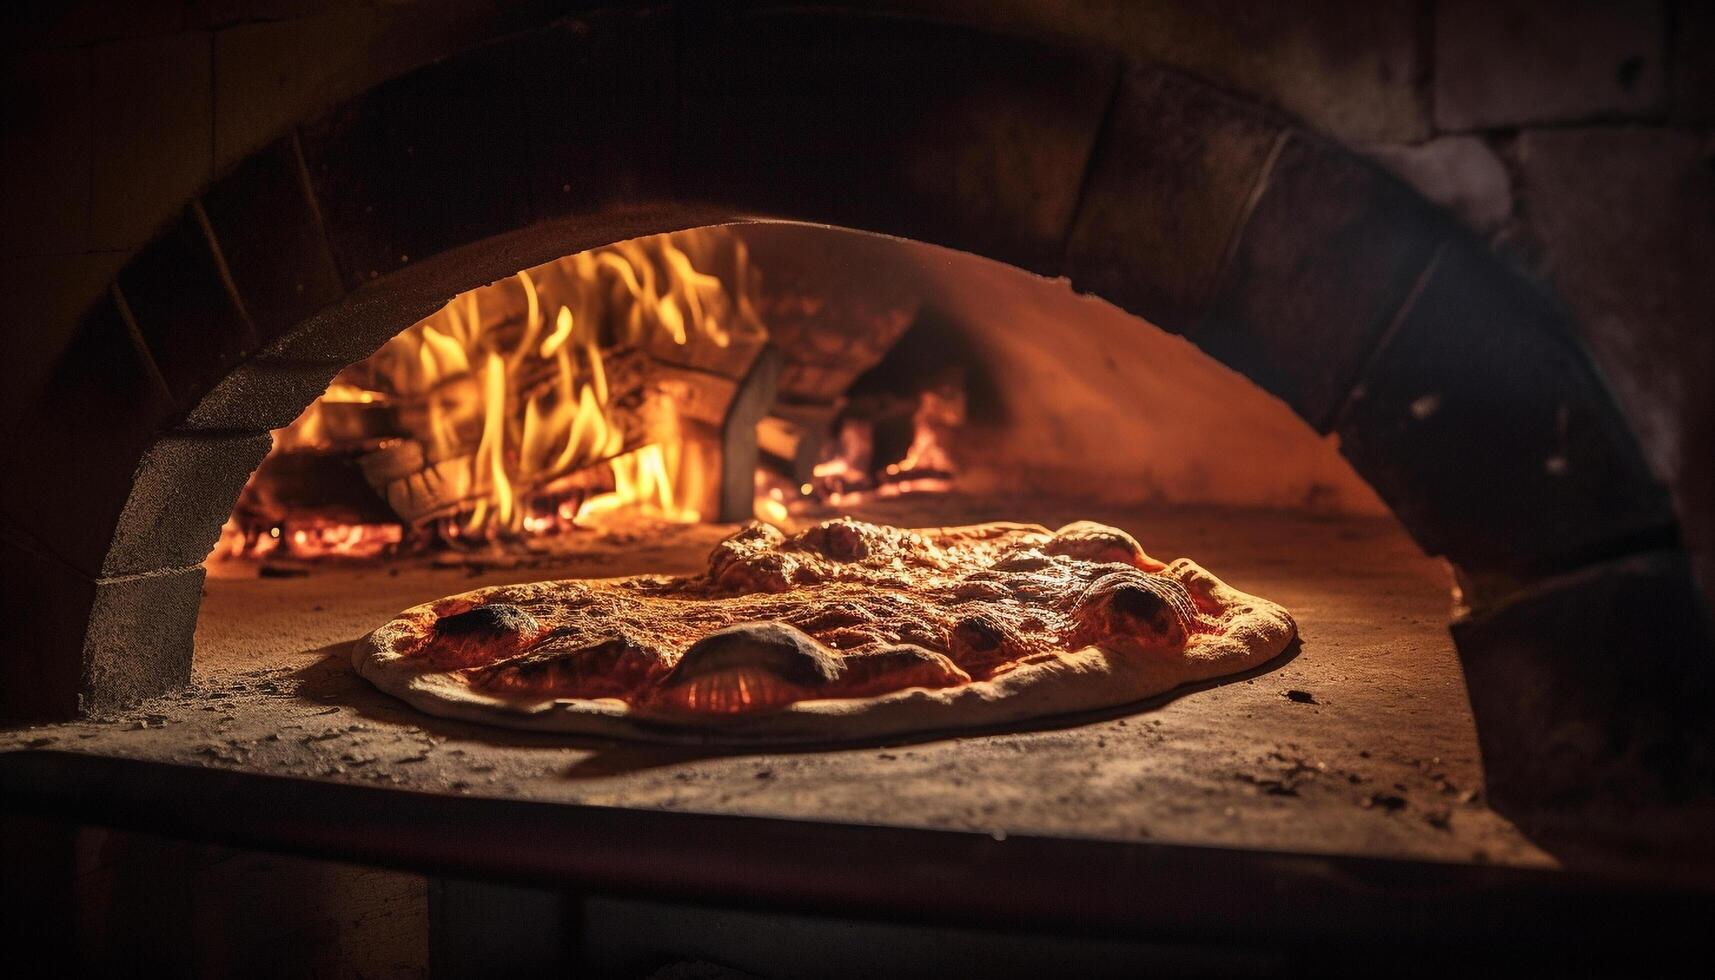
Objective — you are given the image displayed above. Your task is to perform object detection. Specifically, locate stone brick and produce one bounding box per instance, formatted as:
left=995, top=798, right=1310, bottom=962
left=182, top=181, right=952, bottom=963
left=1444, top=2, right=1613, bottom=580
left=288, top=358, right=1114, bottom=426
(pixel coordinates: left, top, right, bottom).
left=0, top=293, right=176, bottom=578
left=1196, top=131, right=1448, bottom=431
left=0, top=48, right=91, bottom=256
left=1512, top=128, right=1715, bottom=488
left=255, top=279, right=441, bottom=367
left=212, top=1, right=548, bottom=169
left=1362, top=136, right=1513, bottom=236
left=90, top=30, right=214, bottom=250
left=0, top=252, right=128, bottom=455
left=1512, top=127, right=1715, bottom=617
left=297, top=30, right=537, bottom=290
left=1671, top=0, right=1715, bottom=124
left=1452, top=550, right=1715, bottom=816
left=114, top=209, right=258, bottom=405
left=79, top=565, right=204, bottom=715
left=0, top=1, right=200, bottom=48
left=200, top=136, right=344, bottom=344
left=181, top=358, right=341, bottom=432
left=525, top=11, right=678, bottom=224
left=201, top=1, right=338, bottom=30
left=1064, top=66, right=1283, bottom=335
left=1337, top=238, right=1674, bottom=577
left=0, top=537, right=84, bottom=719
left=681, top=8, right=1119, bottom=276
left=211, top=3, right=392, bottom=170
left=100, top=432, right=272, bottom=578
left=869, top=0, right=1428, bottom=143
left=1435, top=0, right=1665, bottom=130
left=0, top=534, right=202, bottom=719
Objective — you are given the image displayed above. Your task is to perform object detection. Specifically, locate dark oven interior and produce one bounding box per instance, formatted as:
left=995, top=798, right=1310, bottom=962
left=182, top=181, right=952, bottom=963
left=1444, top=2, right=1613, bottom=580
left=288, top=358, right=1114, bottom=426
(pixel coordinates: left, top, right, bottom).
left=3, top=2, right=1713, bottom=976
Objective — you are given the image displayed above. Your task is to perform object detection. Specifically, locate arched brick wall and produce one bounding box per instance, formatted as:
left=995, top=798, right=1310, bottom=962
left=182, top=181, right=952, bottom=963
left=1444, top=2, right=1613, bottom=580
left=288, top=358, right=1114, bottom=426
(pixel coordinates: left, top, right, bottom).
left=1, top=7, right=1708, bottom=825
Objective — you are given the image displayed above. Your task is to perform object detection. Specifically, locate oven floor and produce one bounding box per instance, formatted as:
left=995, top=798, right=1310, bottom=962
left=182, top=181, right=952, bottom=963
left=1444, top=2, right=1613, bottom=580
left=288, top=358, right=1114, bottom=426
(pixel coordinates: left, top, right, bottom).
left=3, top=499, right=1552, bottom=867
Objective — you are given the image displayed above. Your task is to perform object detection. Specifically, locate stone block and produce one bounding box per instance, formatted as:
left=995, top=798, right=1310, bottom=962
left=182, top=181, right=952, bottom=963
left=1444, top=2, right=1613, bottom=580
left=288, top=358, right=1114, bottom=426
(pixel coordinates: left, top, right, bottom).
left=1363, top=136, right=1513, bottom=236
left=0, top=252, right=128, bottom=455
left=296, top=30, right=537, bottom=290
left=871, top=0, right=1428, bottom=143
left=181, top=358, right=342, bottom=433
left=79, top=565, right=205, bottom=716
left=100, top=432, right=273, bottom=578
left=211, top=3, right=391, bottom=170
left=1435, top=0, right=1665, bottom=130
left=1671, top=0, right=1715, bottom=124
left=525, top=11, right=678, bottom=223
left=90, top=30, right=213, bottom=250
left=1, top=1, right=201, bottom=48
left=1064, top=66, right=1283, bottom=335
left=1337, top=238, right=1674, bottom=577
left=1452, top=550, right=1715, bottom=815
left=1512, top=128, right=1715, bottom=488
left=1196, top=132, right=1447, bottom=431
left=114, top=209, right=258, bottom=405
left=200, top=136, right=345, bottom=344
left=0, top=536, right=202, bottom=720
left=0, top=48, right=91, bottom=256
left=681, top=8, right=1119, bottom=276
left=0, top=293, right=176, bottom=578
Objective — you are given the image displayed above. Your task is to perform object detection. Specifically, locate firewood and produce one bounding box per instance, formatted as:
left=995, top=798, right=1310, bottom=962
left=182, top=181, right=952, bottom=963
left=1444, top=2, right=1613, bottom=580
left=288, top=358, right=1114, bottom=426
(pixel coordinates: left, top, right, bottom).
left=357, top=389, right=670, bottom=527
left=236, top=447, right=396, bottom=527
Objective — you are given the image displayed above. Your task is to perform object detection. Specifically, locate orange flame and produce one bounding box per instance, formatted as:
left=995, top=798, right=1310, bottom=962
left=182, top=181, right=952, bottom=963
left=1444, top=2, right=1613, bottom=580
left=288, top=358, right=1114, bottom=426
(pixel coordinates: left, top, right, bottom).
left=233, top=229, right=766, bottom=556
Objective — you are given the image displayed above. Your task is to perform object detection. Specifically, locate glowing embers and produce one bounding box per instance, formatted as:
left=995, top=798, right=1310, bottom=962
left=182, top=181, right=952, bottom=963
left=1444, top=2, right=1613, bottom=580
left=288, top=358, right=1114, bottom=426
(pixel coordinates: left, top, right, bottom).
left=800, top=378, right=965, bottom=508
left=211, top=515, right=402, bottom=562
left=216, top=229, right=767, bottom=562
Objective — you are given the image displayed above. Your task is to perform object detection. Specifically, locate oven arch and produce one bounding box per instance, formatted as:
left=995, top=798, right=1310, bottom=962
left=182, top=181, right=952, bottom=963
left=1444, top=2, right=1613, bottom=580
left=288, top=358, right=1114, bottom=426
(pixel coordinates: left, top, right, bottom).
left=1, top=7, right=1707, bottom=834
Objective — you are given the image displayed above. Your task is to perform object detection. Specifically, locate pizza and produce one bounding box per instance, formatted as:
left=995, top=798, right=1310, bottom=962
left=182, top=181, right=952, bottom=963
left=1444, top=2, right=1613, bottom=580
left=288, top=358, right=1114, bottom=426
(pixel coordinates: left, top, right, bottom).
left=352, top=518, right=1296, bottom=744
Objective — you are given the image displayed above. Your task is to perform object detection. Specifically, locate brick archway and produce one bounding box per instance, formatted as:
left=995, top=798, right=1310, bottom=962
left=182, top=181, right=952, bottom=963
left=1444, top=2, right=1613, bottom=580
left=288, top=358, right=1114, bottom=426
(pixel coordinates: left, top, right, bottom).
left=1, top=7, right=1707, bottom=825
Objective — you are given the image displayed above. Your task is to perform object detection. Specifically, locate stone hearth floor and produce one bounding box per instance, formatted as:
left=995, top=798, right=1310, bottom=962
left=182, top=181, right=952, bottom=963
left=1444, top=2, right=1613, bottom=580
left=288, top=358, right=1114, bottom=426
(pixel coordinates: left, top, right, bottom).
left=2, top=497, right=1551, bottom=868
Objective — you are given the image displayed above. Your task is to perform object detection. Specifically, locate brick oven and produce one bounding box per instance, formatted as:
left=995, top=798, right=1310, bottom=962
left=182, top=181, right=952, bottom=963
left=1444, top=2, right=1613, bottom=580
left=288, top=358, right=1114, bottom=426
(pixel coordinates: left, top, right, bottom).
left=3, top=1, right=1713, bottom=976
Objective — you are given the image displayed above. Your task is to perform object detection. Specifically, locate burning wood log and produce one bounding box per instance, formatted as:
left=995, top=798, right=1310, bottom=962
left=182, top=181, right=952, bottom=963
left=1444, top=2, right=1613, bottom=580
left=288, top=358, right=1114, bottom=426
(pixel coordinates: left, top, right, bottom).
left=235, top=447, right=398, bottom=528
left=357, top=400, right=667, bottom=528
left=224, top=226, right=930, bottom=552
left=649, top=363, right=744, bottom=428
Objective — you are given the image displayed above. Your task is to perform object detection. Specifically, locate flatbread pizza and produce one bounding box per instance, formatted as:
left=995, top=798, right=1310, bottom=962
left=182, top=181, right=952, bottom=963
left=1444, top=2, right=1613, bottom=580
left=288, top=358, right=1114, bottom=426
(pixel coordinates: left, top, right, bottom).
left=352, top=518, right=1295, bottom=744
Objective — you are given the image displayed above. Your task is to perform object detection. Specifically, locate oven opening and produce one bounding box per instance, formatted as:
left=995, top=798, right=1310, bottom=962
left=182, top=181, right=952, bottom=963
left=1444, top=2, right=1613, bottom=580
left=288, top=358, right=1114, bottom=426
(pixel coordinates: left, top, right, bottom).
left=187, top=221, right=1515, bottom=861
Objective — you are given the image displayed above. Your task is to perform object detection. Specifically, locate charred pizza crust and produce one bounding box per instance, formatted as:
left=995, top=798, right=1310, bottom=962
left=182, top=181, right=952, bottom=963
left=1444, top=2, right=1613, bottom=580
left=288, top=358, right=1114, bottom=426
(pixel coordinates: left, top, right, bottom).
left=352, top=519, right=1296, bottom=744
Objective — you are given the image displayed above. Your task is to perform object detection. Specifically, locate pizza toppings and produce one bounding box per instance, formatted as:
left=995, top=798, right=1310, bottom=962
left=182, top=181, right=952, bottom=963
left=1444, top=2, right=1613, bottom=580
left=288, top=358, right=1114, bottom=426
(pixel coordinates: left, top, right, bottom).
left=644, top=622, right=970, bottom=715
left=475, top=634, right=667, bottom=700
left=1072, top=570, right=1199, bottom=656
left=425, top=603, right=541, bottom=669
left=666, top=622, right=845, bottom=691
left=832, top=644, right=969, bottom=698
left=945, top=613, right=1027, bottom=679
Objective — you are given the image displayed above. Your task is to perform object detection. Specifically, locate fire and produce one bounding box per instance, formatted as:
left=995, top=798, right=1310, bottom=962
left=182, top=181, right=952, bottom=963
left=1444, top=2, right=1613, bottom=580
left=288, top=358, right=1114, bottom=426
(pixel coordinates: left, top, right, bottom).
left=211, top=514, right=401, bottom=561
left=878, top=383, right=962, bottom=497
left=807, top=383, right=963, bottom=506
left=223, top=230, right=767, bottom=559
left=215, top=225, right=968, bottom=564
